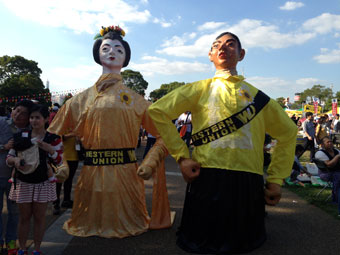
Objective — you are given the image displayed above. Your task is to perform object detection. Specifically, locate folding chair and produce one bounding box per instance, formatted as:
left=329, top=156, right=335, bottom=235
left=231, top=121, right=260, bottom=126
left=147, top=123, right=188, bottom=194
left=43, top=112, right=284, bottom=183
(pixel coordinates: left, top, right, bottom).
left=312, top=158, right=333, bottom=201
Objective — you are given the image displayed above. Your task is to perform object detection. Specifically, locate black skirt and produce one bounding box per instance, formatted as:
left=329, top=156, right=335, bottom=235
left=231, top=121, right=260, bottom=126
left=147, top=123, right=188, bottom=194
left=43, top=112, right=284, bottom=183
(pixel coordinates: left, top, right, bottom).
left=177, top=168, right=266, bottom=254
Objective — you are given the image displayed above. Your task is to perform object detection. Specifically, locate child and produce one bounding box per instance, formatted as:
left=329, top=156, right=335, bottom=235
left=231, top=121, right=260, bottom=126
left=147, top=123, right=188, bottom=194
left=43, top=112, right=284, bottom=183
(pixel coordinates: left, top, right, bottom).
left=8, top=130, right=58, bottom=184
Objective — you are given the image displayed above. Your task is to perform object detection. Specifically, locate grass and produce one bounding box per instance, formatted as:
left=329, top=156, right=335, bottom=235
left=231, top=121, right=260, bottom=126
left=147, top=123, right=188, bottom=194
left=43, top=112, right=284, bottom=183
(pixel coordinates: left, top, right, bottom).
left=285, top=184, right=339, bottom=219
left=284, top=150, right=340, bottom=219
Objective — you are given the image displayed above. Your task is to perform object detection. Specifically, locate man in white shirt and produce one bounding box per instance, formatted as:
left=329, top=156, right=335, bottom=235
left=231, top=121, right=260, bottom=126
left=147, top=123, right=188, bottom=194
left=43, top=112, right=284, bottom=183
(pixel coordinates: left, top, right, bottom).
left=177, top=111, right=192, bottom=147
left=332, top=114, right=340, bottom=133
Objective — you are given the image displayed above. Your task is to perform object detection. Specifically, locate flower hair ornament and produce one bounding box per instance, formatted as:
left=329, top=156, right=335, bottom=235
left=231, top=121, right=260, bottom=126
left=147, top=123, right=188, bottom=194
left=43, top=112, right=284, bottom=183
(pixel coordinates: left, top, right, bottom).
left=94, top=25, right=126, bottom=40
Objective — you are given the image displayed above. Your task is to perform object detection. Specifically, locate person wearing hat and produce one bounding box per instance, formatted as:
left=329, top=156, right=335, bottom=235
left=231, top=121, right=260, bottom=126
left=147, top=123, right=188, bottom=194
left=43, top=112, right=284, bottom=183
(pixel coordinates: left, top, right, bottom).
left=48, top=26, right=172, bottom=238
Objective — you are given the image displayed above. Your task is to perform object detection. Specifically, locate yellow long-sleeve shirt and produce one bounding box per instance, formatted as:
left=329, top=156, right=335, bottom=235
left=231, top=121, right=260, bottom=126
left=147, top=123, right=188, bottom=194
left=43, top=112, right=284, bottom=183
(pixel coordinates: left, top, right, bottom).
left=148, top=73, right=297, bottom=185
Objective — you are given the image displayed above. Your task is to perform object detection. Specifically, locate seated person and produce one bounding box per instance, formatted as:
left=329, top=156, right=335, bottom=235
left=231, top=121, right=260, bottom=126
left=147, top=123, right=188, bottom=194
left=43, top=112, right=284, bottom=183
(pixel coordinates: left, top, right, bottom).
left=290, top=145, right=307, bottom=184
left=315, top=136, right=340, bottom=206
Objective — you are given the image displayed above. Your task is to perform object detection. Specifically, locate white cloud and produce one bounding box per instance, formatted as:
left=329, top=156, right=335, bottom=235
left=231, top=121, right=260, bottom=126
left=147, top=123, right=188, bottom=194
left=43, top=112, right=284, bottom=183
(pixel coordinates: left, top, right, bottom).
left=2, top=0, right=152, bottom=34
left=279, top=1, right=304, bottom=11
left=198, top=21, right=227, bottom=31
left=129, top=56, right=211, bottom=76
left=296, top=78, right=322, bottom=86
left=247, top=76, right=291, bottom=92
left=157, top=13, right=340, bottom=59
left=158, top=14, right=340, bottom=59
left=189, top=32, right=197, bottom=39
left=303, top=13, right=340, bottom=34
left=157, top=34, right=215, bottom=58
left=313, top=46, right=340, bottom=64
left=229, top=19, right=315, bottom=49
left=158, top=19, right=316, bottom=58
left=246, top=76, right=319, bottom=99
left=42, top=64, right=101, bottom=92
left=153, top=17, right=172, bottom=28
left=161, top=32, right=198, bottom=48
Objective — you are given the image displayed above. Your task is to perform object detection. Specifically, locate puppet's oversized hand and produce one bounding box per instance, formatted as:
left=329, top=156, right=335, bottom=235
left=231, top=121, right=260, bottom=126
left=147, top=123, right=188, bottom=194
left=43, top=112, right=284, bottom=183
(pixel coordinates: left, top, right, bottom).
left=137, top=165, right=153, bottom=180
left=179, top=158, right=201, bottom=183
left=264, top=182, right=282, bottom=206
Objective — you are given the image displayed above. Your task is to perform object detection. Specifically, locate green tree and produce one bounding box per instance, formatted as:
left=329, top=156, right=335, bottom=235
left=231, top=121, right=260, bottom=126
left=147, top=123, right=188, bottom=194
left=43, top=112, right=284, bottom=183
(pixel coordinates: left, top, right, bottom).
left=0, top=55, right=42, bottom=82
left=335, top=91, right=340, bottom=103
left=297, top=85, right=332, bottom=103
left=150, top=81, right=185, bottom=101
left=121, top=69, right=148, bottom=96
left=275, top=97, right=286, bottom=108
left=290, top=102, right=302, bottom=109
left=0, top=55, right=49, bottom=105
left=297, top=85, right=334, bottom=112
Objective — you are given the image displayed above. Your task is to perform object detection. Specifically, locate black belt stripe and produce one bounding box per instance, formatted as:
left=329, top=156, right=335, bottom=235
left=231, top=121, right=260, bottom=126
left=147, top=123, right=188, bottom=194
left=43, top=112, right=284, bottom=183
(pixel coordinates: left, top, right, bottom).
left=191, top=90, right=270, bottom=146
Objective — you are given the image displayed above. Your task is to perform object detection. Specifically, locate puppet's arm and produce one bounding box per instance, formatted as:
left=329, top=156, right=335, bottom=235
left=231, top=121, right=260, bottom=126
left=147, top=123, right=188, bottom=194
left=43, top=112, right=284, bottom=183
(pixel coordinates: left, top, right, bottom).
left=137, top=138, right=168, bottom=180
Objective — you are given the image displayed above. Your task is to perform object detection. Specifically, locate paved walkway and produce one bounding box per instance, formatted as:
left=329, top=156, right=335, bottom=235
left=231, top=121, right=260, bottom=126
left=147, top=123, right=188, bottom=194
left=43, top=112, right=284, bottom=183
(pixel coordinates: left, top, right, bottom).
left=24, top=143, right=340, bottom=254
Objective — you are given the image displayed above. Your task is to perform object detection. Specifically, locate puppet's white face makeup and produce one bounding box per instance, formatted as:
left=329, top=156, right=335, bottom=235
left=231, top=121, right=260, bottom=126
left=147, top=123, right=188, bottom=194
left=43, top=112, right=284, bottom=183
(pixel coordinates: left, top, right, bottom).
left=99, top=39, right=126, bottom=71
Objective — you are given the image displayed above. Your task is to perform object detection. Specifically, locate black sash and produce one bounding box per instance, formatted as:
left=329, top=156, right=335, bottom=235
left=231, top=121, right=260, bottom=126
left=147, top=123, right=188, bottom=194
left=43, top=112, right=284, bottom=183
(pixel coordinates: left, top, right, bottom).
left=191, top=90, right=270, bottom=146
left=84, top=148, right=137, bottom=166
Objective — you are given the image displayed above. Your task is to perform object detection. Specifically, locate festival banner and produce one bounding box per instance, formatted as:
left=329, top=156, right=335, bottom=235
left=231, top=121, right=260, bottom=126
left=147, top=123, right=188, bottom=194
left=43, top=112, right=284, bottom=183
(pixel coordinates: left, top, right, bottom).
left=304, top=104, right=322, bottom=114
left=0, top=88, right=85, bottom=104
left=332, top=99, right=338, bottom=116
left=313, top=98, right=319, bottom=114
left=294, top=93, right=301, bottom=102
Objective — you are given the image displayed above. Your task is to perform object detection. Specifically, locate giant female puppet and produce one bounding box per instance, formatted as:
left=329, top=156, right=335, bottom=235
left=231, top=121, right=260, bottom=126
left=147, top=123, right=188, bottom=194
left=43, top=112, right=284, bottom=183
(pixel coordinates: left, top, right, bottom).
left=48, top=26, right=172, bottom=238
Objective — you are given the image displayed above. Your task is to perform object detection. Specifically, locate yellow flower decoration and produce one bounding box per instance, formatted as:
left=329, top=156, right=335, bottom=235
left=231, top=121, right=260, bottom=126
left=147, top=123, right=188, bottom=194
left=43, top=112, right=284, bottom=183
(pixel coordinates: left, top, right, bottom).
left=94, top=25, right=126, bottom=40
left=118, top=90, right=134, bottom=106
left=238, top=85, right=253, bottom=104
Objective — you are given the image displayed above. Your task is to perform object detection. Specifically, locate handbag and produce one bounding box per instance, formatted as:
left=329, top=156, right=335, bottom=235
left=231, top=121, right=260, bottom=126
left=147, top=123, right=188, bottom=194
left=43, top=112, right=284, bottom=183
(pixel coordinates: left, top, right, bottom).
left=17, top=144, right=40, bottom=174
left=179, top=112, right=190, bottom=138
left=179, top=125, right=187, bottom=138
left=50, top=161, right=69, bottom=183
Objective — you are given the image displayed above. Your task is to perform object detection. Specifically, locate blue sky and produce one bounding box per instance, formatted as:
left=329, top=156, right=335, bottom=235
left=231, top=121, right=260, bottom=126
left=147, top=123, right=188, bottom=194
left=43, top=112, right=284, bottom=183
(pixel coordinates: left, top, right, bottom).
left=0, top=0, right=340, bottom=102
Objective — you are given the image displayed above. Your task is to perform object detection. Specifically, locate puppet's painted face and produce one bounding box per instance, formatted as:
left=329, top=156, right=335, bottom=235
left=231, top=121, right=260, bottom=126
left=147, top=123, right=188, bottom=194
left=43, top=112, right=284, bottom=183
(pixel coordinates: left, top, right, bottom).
left=208, top=34, right=244, bottom=71
left=99, top=39, right=126, bottom=71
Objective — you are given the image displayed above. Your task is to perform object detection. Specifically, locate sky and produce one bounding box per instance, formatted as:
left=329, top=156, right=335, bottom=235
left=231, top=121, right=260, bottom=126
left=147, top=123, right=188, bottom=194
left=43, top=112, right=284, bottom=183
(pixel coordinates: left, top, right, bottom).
left=0, top=0, right=340, bottom=102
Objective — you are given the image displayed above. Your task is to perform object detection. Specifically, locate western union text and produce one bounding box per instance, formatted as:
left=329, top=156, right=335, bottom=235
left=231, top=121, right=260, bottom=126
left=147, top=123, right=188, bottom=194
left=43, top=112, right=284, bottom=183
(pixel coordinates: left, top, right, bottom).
left=192, top=105, right=256, bottom=144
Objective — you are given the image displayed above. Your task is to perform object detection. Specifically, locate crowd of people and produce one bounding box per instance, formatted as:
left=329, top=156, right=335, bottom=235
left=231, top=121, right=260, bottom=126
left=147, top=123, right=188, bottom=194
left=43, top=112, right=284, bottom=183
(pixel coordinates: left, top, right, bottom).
left=288, top=111, right=340, bottom=215
left=293, top=112, right=340, bottom=160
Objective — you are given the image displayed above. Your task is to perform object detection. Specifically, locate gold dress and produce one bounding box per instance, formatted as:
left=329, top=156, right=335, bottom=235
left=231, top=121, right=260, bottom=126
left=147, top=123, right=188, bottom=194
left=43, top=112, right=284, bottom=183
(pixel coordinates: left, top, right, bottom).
left=48, top=73, right=171, bottom=238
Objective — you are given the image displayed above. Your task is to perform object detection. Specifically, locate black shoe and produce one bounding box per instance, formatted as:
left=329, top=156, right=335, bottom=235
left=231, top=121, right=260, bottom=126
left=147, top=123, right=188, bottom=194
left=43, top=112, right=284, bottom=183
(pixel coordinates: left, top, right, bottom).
left=61, top=200, right=73, bottom=208
left=53, top=204, right=61, bottom=215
